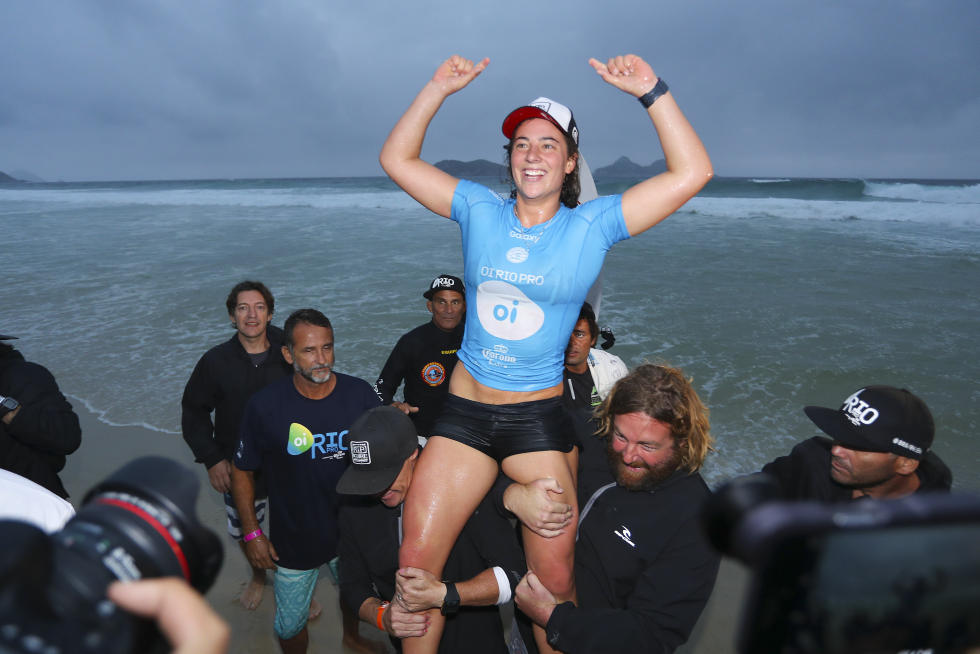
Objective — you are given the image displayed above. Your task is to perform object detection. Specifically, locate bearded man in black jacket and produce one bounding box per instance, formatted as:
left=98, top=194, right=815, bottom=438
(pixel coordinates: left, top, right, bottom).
left=515, top=363, right=720, bottom=654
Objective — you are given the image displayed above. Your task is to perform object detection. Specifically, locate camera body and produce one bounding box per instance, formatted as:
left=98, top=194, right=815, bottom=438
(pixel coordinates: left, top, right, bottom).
left=704, top=475, right=980, bottom=654
left=0, top=456, right=223, bottom=654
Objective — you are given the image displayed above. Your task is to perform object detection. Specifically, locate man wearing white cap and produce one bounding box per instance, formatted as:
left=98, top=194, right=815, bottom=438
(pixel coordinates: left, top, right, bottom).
left=762, top=385, right=952, bottom=500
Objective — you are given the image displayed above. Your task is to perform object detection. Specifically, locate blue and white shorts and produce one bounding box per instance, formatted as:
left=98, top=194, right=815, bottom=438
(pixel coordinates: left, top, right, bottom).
left=223, top=492, right=267, bottom=540
left=273, top=565, right=319, bottom=640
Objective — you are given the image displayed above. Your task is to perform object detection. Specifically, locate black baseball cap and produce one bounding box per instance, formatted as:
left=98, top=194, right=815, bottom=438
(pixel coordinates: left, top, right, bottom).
left=423, top=274, right=465, bottom=300
left=336, top=406, right=419, bottom=496
left=804, top=385, right=934, bottom=460
left=0, top=335, right=18, bottom=341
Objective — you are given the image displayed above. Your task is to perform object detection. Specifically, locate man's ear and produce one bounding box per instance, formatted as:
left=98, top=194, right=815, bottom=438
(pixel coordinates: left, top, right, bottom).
left=282, top=345, right=293, bottom=365
left=894, top=456, right=920, bottom=475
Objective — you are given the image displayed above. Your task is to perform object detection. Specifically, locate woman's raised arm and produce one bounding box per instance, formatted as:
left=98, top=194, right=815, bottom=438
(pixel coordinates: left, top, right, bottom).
left=589, top=54, right=713, bottom=236
left=380, top=55, right=490, bottom=218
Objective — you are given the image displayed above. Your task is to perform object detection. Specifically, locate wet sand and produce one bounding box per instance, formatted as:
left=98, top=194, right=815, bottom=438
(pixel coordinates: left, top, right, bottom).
left=60, top=407, right=745, bottom=653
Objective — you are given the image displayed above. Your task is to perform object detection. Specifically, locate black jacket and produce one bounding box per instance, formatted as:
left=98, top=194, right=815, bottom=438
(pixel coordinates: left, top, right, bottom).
left=339, top=493, right=528, bottom=654
left=546, top=470, right=720, bottom=654
left=0, top=346, right=81, bottom=498
left=181, top=326, right=291, bottom=469
left=374, top=321, right=462, bottom=437
left=761, top=436, right=953, bottom=501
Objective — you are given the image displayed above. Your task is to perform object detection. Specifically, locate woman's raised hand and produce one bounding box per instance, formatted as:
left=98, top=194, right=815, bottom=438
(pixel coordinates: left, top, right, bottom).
left=431, top=55, right=490, bottom=95
left=588, top=54, right=658, bottom=98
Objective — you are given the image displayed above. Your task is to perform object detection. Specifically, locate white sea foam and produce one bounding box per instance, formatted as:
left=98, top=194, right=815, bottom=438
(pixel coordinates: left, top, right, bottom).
left=864, top=181, right=980, bottom=204
left=0, top=185, right=418, bottom=211
left=687, top=195, right=980, bottom=227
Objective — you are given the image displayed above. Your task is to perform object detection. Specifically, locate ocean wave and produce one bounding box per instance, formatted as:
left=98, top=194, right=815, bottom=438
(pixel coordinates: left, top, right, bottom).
left=864, top=181, right=980, bottom=204
left=687, top=195, right=980, bottom=227
left=0, top=184, right=420, bottom=211
left=67, top=394, right=179, bottom=435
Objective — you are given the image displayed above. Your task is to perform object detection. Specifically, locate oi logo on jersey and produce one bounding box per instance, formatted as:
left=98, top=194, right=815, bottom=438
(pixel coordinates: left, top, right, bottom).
left=475, top=280, right=545, bottom=340
left=287, top=423, right=316, bottom=455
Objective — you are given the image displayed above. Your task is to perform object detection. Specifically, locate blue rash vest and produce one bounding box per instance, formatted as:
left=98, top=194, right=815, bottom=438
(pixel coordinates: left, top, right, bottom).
left=450, top=179, right=630, bottom=392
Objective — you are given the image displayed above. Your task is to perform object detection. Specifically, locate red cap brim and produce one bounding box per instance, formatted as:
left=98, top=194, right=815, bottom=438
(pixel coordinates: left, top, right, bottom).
left=502, top=106, right=564, bottom=139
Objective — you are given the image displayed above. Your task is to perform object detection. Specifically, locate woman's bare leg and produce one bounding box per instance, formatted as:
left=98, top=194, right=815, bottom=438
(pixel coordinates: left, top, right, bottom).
left=503, top=449, right=579, bottom=654
left=399, top=436, right=500, bottom=654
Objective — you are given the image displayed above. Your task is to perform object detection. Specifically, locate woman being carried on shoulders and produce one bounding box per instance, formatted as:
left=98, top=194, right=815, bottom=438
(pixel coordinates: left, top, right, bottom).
left=379, top=53, right=712, bottom=654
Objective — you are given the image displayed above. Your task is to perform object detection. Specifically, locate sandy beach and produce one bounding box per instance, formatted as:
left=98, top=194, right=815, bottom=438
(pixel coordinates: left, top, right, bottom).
left=59, top=406, right=747, bottom=653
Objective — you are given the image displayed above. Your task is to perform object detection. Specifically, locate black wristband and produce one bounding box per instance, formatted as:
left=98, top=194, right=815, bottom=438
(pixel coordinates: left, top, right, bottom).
left=440, top=581, right=460, bottom=616
left=638, top=78, right=669, bottom=109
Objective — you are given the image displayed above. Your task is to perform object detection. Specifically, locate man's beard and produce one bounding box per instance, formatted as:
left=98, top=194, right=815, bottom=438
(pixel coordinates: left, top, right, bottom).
left=294, top=360, right=333, bottom=384
left=606, top=439, right=682, bottom=491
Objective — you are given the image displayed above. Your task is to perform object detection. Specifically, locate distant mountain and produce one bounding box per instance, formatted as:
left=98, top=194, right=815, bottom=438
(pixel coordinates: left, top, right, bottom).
left=593, top=156, right=666, bottom=179
left=11, top=169, right=44, bottom=183
left=435, top=159, right=507, bottom=177
left=0, top=171, right=21, bottom=183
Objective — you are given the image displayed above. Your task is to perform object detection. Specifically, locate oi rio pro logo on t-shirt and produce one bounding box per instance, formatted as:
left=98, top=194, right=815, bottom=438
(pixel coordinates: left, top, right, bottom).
left=286, top=422, right=348, bottom=460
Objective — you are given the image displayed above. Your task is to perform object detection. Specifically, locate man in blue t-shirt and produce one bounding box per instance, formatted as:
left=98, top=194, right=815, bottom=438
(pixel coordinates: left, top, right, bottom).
left=232, top=308, right=381, bottom=654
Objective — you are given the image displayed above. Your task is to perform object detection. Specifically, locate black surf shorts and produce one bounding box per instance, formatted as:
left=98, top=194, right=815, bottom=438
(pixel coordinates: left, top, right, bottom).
left=432, top=394, right=575, bottom=462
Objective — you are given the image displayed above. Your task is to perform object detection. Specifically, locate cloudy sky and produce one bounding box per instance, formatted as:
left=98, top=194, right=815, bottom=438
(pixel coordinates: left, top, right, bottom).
left=2, top=1, right=977, bottom=181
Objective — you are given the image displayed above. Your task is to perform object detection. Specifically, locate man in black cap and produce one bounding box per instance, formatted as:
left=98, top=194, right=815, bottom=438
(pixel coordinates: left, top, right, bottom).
left=374, top=274, right=465, bottom=437
left=0, top=334, right=81, bottom=499
left=336, top=405, right=531, bottom=653
left=761, top=385, right=952, bottom=501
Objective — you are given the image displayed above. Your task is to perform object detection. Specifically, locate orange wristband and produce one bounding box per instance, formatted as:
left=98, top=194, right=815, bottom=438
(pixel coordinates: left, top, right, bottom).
left=376, top=601, right=389, bottom=631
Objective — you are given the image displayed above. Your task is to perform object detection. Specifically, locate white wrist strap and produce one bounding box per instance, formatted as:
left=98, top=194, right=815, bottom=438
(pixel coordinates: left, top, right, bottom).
left=493, top=566, right=511, bottom=605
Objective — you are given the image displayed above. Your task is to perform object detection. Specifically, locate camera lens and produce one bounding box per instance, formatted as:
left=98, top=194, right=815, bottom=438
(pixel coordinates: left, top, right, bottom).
left=0, top=456, right=222, bottom=654
left=60, top=455, right=222, bottom=592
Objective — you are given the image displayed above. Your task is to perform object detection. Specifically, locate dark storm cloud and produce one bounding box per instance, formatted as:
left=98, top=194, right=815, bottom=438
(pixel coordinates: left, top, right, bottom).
left=1, top=0, right=976, bottom=180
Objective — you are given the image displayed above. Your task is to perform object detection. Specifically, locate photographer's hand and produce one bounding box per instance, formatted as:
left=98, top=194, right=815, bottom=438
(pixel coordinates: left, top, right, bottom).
left=108, top=578, right=229, bottom=654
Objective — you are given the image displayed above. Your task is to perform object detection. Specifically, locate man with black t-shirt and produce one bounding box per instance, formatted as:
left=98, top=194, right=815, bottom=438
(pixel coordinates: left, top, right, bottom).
left=232, top=309, right=380, bottom=654
left=375, top=274, right=464, bottom=437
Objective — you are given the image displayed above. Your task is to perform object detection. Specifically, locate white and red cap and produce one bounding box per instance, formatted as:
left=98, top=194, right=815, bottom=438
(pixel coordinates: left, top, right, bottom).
left=502, top=97, right=579, bottom=146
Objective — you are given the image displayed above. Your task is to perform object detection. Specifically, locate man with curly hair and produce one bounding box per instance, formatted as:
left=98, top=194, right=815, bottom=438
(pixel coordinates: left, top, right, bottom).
left=514, top=363, right=720, bottom=654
